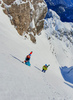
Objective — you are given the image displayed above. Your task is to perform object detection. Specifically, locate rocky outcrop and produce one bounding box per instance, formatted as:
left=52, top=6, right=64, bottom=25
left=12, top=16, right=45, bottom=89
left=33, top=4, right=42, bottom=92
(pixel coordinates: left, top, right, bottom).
left=3, top=0, right=15, bottom=5
left=2, top=0, right=47, bottom=43
left=9, top=2, right=31, bottom=35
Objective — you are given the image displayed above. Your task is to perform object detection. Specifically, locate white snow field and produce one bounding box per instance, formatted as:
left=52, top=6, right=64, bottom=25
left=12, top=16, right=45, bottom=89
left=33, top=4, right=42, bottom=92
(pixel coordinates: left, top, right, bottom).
left=0, top=6, right=73, bottom=100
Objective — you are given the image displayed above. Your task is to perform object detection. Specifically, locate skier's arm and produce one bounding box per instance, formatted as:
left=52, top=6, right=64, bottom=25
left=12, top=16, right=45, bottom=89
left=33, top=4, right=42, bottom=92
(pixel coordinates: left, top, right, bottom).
left=47, top=64, right=50, bottom=67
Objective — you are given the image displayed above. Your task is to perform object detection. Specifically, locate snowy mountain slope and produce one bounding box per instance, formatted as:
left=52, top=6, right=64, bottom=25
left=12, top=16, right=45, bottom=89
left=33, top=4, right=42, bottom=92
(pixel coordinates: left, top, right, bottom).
left=0, top=6, right=73, bottom=100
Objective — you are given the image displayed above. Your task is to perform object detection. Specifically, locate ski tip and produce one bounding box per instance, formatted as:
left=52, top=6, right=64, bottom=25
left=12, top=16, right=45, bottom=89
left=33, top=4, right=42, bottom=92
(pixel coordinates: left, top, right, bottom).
left=22, top=61, right=24, bottom=63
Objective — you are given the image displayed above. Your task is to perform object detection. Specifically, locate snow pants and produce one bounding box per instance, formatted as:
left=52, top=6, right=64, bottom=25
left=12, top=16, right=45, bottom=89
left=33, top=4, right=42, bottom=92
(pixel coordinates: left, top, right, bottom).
left=42, top=69, right=46, bottom=73
left=25, top=61, right=31, bottom=66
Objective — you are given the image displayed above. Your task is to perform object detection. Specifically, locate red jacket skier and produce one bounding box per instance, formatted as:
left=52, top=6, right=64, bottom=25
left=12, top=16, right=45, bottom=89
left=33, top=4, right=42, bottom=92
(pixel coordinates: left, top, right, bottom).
left=25, top=51, right=32, bottom=62
left=23, top=51, right=33, bottom=66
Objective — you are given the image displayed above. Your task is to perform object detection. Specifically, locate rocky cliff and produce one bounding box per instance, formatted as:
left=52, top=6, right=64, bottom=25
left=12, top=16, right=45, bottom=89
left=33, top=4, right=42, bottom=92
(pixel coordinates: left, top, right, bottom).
left=1, top=0, right=47, bottom=43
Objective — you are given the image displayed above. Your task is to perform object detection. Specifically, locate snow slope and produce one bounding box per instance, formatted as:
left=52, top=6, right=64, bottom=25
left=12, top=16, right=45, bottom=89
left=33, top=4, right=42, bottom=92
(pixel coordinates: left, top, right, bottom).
left=44, top=9, right=73, bottom=66
left=0, top=6, right=73, bottom=100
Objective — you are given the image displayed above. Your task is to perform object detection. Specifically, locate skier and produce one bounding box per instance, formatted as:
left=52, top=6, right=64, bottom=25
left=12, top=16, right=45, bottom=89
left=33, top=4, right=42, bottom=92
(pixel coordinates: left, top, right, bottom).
left=23, top=51, right=33, bottom=66
left=42, top=64, right=50, bottom=73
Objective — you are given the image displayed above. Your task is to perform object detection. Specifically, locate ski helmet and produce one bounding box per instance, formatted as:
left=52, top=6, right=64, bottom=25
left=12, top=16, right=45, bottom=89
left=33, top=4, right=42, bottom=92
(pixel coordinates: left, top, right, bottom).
left=45, top=64, right=47, bottom=66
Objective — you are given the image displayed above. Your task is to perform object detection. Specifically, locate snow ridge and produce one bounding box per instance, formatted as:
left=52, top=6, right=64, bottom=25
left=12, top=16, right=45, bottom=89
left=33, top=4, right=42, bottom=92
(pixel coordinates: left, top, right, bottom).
left=44, top=9, right=73, bottom=44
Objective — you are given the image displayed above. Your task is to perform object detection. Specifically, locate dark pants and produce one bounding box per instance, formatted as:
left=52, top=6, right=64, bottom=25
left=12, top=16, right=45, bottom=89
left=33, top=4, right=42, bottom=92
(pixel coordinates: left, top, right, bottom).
left=42, top=69, right=46, bottom=73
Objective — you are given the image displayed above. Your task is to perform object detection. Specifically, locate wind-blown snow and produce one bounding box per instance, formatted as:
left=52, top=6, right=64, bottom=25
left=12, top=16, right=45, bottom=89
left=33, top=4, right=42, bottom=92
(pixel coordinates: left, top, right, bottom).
left=0, top=5, right=73, bottom=100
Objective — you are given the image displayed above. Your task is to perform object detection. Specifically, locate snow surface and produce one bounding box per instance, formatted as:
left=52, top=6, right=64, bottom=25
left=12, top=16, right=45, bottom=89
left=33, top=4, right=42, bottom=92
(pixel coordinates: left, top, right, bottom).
left=0, top=5, right=73, bottom=100
left=30, top=19, right=35, bottom=29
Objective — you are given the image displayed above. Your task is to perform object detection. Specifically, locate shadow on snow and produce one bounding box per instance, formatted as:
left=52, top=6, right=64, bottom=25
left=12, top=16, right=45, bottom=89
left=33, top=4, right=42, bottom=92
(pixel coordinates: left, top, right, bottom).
left=34, top=66, right=42, bottom=72
left=10, top=54, right=22, bottom=63
left=64, top=82, right=73, bottom=88
left=60, top=66, right=73, bottom=85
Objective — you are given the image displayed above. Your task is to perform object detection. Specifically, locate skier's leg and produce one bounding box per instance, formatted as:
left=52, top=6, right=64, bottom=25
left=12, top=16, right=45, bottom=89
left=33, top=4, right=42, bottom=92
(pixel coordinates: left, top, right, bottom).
left=25, top=61, right=31, bottom=66
left=44, top=70, right=46, bottom=73
left=42, top=69, right=44, bottom=72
